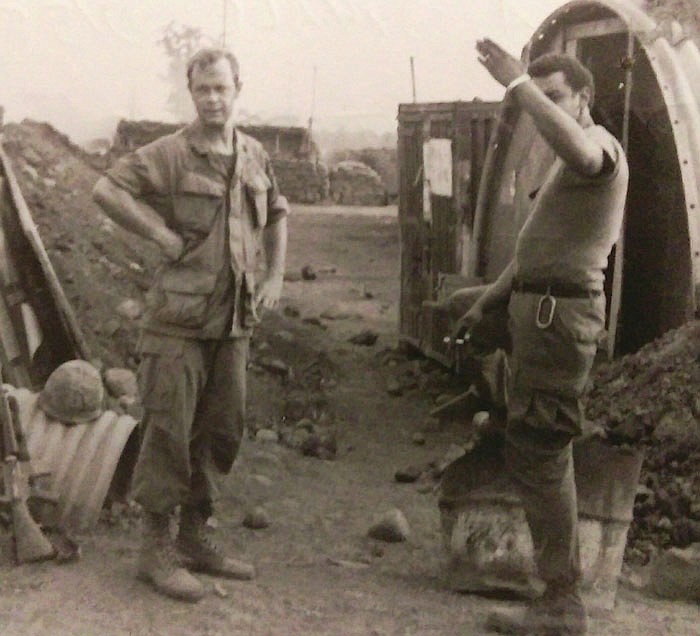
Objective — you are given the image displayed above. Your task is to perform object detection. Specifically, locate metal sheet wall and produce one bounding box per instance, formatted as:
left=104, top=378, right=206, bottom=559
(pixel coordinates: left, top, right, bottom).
left=8, top=386, right=138, bottom=530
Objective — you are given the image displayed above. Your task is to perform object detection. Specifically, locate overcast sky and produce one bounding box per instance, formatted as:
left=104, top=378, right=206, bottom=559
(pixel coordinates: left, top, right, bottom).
left=0, top=0, right=562, bottom=143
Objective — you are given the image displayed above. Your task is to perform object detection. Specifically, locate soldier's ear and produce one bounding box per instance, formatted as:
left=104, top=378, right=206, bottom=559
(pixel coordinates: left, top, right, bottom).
left=578, top=85, right=592, bottom=107
left=234, top=79, right=243, bottom=96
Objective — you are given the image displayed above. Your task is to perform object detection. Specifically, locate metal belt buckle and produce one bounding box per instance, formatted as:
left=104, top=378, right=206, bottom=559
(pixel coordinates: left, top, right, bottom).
left=535, top=290, right=556, bottom=329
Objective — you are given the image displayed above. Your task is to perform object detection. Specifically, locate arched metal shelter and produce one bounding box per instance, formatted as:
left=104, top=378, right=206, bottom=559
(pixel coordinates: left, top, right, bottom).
left=468, top=0, right=700, bottom=356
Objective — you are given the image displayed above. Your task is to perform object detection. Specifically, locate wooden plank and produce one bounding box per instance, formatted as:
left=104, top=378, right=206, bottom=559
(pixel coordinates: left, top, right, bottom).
left=565, top=18, right=626, bottom=42
left=430, top=387, right=483, bottom=419
left=0, top=140, right=91, bottom=362
left=0, top=290, right=30, bottom=386
left=606, top=31, right=635, bottom=358
left=399, top=102, right=500, bottom=122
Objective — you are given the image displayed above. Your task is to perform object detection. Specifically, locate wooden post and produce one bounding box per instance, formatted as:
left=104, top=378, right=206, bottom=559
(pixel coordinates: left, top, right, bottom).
left=606, top=30, right=635, bottom=359
left=222, top=0, right=227, bottom=46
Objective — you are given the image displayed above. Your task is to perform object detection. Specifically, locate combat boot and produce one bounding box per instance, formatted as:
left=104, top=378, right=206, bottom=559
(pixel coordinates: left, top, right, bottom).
left=137, top=512, right=205, bottom=602
left=177, top=506, right=256, bottom=580
left=485, top=584, right=588, bottom=636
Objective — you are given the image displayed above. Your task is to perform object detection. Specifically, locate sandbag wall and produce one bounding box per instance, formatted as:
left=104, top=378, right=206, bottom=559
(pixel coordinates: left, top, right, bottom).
left=329, top=160, right=387, bottom=206
left=272, top=158, right=329, bottom=204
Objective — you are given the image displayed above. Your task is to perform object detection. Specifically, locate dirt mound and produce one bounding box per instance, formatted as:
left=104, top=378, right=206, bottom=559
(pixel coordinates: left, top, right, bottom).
left=1, top=119, right=157, bottom=369
left=587, top=321, right=700, bottom=562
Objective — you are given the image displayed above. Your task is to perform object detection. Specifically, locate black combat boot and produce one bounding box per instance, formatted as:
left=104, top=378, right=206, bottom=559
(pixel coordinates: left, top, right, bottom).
left=486, top=583, right=588, bottom=635
left=137, top=511, right=205, bottom=602
left=177, top=506, right=255, bottom=580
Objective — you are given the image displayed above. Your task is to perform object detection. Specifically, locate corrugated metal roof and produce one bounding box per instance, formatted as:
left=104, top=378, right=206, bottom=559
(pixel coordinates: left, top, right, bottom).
left=8, top=386, right=138, bottom=530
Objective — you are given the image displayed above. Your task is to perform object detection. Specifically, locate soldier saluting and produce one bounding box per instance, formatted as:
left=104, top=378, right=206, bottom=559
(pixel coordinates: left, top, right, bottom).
left=453, top=39, right=629, bottom=635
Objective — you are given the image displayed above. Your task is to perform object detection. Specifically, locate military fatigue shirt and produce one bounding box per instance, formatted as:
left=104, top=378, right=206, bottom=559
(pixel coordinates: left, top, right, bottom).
left=106, top=121, right=289, bottom=339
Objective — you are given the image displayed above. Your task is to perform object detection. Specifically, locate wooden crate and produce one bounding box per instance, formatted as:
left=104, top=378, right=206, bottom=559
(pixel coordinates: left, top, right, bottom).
left=397, top=101, right=500, bottom=358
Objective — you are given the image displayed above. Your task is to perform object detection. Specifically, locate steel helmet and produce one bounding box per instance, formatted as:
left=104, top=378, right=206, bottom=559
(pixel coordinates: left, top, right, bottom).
left=38, top=360, right=104, bottom=424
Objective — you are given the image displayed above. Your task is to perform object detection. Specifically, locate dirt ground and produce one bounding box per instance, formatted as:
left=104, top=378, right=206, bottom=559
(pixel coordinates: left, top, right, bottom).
left=0, top=203, right=698, bottom=636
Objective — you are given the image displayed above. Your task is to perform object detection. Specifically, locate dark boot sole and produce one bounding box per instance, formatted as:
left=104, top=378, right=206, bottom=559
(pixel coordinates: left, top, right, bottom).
left=485, top=608, right=587, bottom=636
left=485, top=610, right=529, bottom=635
left=136, top=571, right=205, bottom=603
left=185, top=562, right=255, bottom=581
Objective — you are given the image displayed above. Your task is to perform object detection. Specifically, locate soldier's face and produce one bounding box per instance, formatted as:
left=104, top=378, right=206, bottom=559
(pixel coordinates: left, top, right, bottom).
left=189, top=58, right=239, bottom=128
left=534, top=71, right=589, bottom=123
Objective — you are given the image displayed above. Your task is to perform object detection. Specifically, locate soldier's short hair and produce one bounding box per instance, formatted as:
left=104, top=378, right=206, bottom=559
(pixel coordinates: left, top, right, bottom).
left=187, top=48, right=241, bottom=90
left=528, top=53, right=595, bottom=106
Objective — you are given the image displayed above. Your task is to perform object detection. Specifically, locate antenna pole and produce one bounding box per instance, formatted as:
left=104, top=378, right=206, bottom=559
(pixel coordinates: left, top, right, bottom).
left=410, top=56, right=417, bottom=102
left=308, top=65, right=317, bottom=132
left=222, top=0, right=227, bottom=46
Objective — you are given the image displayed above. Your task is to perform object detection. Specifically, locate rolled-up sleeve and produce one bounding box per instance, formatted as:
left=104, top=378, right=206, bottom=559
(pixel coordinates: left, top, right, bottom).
left=265, top=156, right=290, bottom=225
left=105, top=139, right=172, bottom=197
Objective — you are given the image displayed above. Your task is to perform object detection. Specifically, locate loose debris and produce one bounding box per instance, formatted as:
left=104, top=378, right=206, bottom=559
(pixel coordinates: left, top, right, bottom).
left=326, top=556, right=370, bottom=570
left=394, top=465, right=423, bottom=484
left=649, top=543, right=700, bottom=601
left=367, top=508, right=410, bottom=543
left=255, top=429, right=280, bottom=444
left=348, top=329, right=379, bottom=346
left=301, top=265, right=317, bottom=281
left=104, top=368, right=138, bottom=399
left=213, top=582, right=229, bottom=598
left=242, top=506, right=271, bottom=530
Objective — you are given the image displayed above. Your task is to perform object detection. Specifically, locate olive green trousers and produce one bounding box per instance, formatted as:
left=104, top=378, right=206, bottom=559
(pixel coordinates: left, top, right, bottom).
left=131, top=333, right=249, bottom=518
left=505, top=290, right=605, bottom=586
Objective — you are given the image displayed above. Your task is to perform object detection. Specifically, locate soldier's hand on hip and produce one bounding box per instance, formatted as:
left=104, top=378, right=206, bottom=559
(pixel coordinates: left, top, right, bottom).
left=154, top=227, right=185, bottom=262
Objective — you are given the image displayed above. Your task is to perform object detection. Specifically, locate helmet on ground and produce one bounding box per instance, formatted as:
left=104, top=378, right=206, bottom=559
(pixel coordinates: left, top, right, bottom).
left=38, top=360, right=104, bottom=424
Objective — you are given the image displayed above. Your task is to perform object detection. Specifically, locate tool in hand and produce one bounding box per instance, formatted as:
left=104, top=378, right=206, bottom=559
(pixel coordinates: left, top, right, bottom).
left=443, top=331, right=471, bottom=374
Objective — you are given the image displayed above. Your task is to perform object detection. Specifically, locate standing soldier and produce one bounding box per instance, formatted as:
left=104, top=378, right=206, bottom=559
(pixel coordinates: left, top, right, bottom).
left=93, top=47, right=289, bottom=602
left=454, top=40, right=629, bottom=635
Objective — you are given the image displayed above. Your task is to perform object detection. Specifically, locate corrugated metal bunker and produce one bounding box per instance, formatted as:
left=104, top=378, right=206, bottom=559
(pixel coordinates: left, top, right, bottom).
left=399, top=0, right=700, bottom=360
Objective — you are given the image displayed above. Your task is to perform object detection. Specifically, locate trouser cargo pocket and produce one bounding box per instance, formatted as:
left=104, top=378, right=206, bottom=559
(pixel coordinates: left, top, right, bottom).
left=149, top=269, right=218, bottom=329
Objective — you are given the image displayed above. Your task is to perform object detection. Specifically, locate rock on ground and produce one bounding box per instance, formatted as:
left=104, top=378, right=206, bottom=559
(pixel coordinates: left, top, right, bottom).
left=367, top=508, right=411, bottom=543
left=104, top=368, right=138, bottom=398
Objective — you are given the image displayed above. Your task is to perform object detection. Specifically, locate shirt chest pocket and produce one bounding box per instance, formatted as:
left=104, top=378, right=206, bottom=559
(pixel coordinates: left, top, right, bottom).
left=173, top=173, right=225, bottom=236
left=242, top=167, right=271, bottom=228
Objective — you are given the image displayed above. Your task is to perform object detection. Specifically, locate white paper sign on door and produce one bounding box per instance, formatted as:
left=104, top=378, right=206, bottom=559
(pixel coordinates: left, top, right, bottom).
left=423, top=138, right=453, bottom=198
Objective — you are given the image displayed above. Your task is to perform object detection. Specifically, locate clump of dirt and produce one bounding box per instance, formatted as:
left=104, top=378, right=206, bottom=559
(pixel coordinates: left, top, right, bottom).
left=586, top=321, right=700, bottom=562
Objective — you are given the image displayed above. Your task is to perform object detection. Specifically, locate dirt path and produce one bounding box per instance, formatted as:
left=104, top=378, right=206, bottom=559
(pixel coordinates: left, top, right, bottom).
left=0, top=205, right=698, bottom=636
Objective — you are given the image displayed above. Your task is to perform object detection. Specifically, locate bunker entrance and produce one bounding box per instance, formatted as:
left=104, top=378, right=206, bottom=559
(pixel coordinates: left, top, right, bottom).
left=573, top=30, right=692, bottom=354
